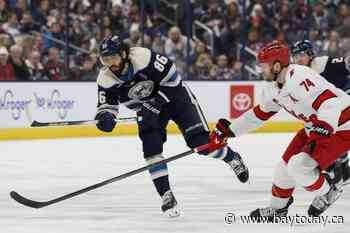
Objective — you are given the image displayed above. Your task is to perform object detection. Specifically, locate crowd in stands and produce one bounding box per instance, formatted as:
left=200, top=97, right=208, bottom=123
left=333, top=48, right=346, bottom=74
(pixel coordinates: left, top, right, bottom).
left=0, top=0, right=349, bottom=81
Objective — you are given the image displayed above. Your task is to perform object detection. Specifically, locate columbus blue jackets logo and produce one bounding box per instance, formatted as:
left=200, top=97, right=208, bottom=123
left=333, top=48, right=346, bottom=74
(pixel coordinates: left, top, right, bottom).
left=128, top=81, right=154, bottom=99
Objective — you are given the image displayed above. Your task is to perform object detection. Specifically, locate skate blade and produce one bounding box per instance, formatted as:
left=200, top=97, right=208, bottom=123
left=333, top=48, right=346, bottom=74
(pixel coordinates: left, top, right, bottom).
left=163, top=207, right=180, bottom=218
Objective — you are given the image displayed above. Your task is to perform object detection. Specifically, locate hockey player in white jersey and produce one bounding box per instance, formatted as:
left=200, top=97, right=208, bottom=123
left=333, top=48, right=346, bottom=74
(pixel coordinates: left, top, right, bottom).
left=214, top=40, right=350, bottom=218
left=94, top=35, right=249, bottom=217
left=291, top=40, right=350, bottom=183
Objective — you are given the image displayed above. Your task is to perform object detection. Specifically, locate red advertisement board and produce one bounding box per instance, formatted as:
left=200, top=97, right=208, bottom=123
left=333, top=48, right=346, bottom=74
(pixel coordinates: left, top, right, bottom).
left=230, top=85, right=254, bottom=118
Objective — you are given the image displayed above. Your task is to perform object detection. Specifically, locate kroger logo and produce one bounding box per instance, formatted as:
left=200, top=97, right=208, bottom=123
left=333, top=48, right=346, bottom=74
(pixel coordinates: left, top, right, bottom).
left=0, top=90, right=32, bottom=120
left=34, top=89, right=75, bottom=119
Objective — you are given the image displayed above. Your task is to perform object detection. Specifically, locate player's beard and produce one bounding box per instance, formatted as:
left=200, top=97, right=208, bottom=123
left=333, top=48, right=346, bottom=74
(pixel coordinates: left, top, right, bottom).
left=262, top=71, right=275, bottom=82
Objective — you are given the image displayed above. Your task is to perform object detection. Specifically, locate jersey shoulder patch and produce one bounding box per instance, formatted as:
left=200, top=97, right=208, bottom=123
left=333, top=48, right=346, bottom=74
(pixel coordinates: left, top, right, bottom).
left=311, top=56, right=329, bottom=74
left=97, top=68, right=123, bottom=88
left=129, top=47, right=152, bottom=74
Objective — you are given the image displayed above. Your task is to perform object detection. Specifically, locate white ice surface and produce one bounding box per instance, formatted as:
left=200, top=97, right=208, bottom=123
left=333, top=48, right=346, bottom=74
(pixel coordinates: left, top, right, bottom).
left=1, top=133, right=349, bottom=233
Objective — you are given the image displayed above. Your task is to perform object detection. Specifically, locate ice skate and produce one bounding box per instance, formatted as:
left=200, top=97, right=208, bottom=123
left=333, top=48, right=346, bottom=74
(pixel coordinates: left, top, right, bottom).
left=250, top=196, right=294, bottom=222
left=227, top=152, right=249, bottom=183
left=308, top=181, right=343, bottom=216
left=161, top=190, right=180, bottom=217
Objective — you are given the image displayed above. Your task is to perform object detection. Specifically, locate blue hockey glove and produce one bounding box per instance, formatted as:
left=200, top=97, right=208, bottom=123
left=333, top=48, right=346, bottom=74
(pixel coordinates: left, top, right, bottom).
left=95, top=111, right=117, bottom=132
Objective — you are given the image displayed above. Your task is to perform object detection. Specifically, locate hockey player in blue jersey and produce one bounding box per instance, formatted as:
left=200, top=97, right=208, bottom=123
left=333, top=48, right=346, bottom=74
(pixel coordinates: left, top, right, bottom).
left=94, top=35, right=249, bottom=217
left=291, top=40, right=350, bottom=184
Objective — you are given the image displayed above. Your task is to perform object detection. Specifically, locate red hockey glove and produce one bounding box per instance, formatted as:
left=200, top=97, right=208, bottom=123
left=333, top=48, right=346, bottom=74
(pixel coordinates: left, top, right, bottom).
left=216, top=119, right=235, bottom=138
left=207, top=130, right=228, bottom=153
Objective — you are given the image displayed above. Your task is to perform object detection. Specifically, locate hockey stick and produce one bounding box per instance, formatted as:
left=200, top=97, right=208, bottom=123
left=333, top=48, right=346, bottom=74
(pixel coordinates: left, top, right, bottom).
left=10, top=143, right=210, bottom=209
left=30, top=116, right=141, bottom=127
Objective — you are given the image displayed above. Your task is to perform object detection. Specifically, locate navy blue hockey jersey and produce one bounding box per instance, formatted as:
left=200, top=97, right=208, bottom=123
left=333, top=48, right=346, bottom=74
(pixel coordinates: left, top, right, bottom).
left=311, top=56, right=350, bottom=89
left=96, top=47, right=181, bottom=116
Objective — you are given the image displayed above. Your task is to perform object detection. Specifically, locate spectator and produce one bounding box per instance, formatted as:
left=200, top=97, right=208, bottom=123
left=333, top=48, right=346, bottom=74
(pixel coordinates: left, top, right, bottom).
left=1, top=12, right=20, bottom=38
left=310, top=1, right=335, bottom=33
left=165, top=26, right=193, bottom=62
left=221, top=1, right=240, bottom=56
left=110, top=4, right=127, bottom=35
left=19, top=12, right=39, bottom=34
left=322, top=30, right=342, bottom=57
left=337, top=15, right=350, bottom=38
left=124, top=24, right=140, bottom=47
left=152, top=33, right=164, bottom=54
left=44, top=47, right=65, bottom=80
left=0, top=0, right=9, bottom=24
left=334, top=3, right=349, bottom=29
left=75, top=56, right=97, bottom=81
left=42, top=22, right=65, bottom=49
left=191, top=52, right=214, bottom=80
left=231, top=60, right=243, bottom=80
left=200, top=0, right=224, bottom=37
left=211, top=54, right=234, bottom=80
left=32, top=0, right=50, bottom=26
left=70, top=19, right=85, bottom=47
left=191, top=41, right=208, bottom=64
left=0, top=46, right=15, bottom=80
left=248, top=3, right=273, bottom=42
left=247, top=29, right=263, bottom=53
left=139, top=34, right=153, bottom=49
left=0, top=33, right=13, bottom=48
left=81, top=9, right=99, bottom=40
left=292, top=0, right=309, bottom=35
left=13, top=0, right=28, bottom=20
left=31, top=34, right=44, bottom=55
left=93, top=2, right=104, bottom=25
left=9, top=44, right=30, bottom=80
left=25, top=51, right=47, bottom=80
left=102, top=15, right=112, bottom=30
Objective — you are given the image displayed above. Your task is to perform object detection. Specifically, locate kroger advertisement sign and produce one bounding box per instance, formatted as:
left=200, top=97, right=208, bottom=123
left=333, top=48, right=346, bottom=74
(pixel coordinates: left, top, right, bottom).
left=0, top=83, right=96, bottom=128
left=0, top=81, right=296, bottom=128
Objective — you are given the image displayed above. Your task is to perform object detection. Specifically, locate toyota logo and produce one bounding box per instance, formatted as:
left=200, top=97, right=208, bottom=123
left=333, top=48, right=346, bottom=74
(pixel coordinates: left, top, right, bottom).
left=232, top=93, right=252, bottom=111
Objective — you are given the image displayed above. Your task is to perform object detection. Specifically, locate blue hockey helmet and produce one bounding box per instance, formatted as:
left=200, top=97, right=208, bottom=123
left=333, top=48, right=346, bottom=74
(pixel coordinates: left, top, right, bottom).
left=291, top=40, right=315, bottom=57
left=99, top=35, right=130, bottom=76
left=99, top=35, right=129, bottom=57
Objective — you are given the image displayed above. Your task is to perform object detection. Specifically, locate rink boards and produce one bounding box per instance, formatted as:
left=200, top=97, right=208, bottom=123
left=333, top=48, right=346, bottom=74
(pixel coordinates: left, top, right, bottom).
left=0, top=81, right=302, bottom=140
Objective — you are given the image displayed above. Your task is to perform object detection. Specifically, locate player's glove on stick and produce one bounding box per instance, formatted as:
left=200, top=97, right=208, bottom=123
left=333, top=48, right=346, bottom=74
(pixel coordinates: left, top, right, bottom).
left=95, top=111, right=117, bottom=132
left=305, top=117, right=334, bottom=155
left=207, top=130, right=228, bottom=153
left=216, top=118, right=236, bottom=138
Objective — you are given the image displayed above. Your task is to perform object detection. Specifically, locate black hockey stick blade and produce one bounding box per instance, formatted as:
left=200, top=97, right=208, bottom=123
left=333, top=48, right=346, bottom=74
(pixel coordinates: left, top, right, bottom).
left=30, top=120, right=96, bottom=127
left=10, top=144, right=209, bottom=209
left=30, top=116, right=140, bottom=128
left=10, top=191, right=47, bottom=208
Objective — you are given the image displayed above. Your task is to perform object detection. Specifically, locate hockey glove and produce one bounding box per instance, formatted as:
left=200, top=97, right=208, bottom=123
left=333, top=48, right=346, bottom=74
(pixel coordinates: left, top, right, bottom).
left=95, top=111, right=117, bottom=132
left=215, top=118, right=235, bottom=138
left=207, top=130, right=228, bottom=153
left=305, top=117, right=334, bottom=155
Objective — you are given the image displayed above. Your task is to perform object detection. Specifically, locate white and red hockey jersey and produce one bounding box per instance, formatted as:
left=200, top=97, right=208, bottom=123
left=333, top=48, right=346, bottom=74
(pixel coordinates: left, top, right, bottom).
left=229, top=64, right=350, bottom=136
